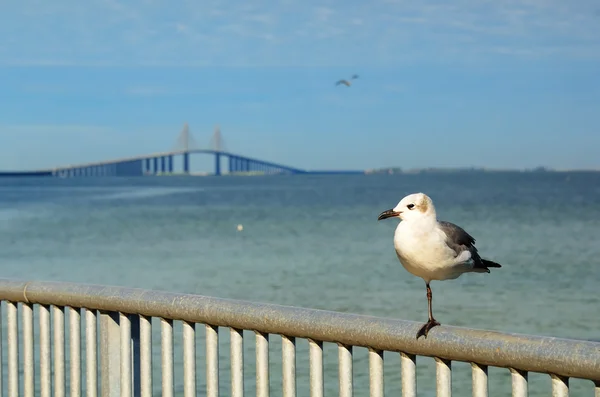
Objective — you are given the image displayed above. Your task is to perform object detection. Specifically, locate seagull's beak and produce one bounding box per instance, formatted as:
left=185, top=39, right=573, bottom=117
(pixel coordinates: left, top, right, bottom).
left=378, top=209, right=401, bottom=221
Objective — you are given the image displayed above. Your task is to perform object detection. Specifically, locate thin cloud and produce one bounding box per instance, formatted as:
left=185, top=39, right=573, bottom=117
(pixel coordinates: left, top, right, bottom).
left=124, top=85, right=176, bottom=96
left=0, top=0, right=598, bottom=67
left=0, top=124, right=114, bottom=136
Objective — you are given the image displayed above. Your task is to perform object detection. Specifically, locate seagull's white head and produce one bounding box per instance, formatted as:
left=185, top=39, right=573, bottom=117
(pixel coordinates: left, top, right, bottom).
left=377, top=192, right=436, bottom=222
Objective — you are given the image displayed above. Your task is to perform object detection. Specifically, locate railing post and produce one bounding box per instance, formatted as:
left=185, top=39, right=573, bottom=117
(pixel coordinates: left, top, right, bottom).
left=0, top=302, right=2, bottom=397
left=132, top=316, right=142, bottom=397
left=100, top=311, right=120, bottom=397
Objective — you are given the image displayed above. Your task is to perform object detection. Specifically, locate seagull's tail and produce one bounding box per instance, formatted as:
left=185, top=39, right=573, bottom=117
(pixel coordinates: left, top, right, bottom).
left=482, top=259, right=502, bottom=268
left=472, top=258, right=502, bottom=273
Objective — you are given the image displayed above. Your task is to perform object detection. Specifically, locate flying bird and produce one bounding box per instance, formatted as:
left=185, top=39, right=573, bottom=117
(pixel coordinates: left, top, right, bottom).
left=335, top=79, right=352, bottom=87
left=335, top=74, right=359, bottom=87
left=378, top=192, right=502, bottom=339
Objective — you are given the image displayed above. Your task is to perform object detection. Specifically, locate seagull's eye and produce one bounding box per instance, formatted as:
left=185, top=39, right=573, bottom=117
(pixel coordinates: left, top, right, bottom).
left=407, top=204, right=415, bottom=210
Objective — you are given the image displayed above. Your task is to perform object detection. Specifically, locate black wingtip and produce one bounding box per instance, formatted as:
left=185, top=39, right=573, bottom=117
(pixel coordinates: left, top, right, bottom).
left=482, top=259, right=502, bottom=268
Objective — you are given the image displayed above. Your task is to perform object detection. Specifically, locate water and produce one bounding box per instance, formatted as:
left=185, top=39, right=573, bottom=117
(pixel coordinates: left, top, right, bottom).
left=1, top=172, right=599, bottom=396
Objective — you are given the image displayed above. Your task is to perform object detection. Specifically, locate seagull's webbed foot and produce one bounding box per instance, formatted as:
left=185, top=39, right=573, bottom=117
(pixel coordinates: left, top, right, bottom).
left=416, top=318, right=440, bottom=339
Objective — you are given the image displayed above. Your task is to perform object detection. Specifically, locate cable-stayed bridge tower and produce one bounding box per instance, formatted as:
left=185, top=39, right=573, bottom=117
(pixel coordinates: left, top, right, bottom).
left=209, top=125, right=226, bottom=174
left=209, top=125, right=227, bottom=152
left=173, top=123, right=200, bottom=173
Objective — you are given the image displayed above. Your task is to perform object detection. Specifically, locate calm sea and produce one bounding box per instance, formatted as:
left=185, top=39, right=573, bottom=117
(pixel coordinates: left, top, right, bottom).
left=1, top=172, right=599, bottom=396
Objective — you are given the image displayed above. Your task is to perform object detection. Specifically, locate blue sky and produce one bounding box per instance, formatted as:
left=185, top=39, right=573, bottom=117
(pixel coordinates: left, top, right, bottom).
left=1, top=0, right=599, bottom=171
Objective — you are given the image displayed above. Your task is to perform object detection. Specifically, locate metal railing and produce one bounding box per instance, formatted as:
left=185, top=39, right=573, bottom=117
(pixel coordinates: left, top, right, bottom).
left=0, top=278, right=598, bottom=397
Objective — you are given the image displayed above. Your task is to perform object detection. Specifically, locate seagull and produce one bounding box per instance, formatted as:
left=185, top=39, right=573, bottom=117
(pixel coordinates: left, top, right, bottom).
left=377, top=192, right=501, bottom=339
left=335, top=74, right=359, bottom=87
left=335, top=79, right=352, bottom=87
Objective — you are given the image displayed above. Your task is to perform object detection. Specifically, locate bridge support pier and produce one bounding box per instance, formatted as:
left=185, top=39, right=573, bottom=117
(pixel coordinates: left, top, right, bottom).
left=114, top=160, right=143, bottom=177
left=215, top=152, right=221, bottom=176
left=229, top=156, right=238, bottom=174
left=168, top=156, right=173, bottom=173
left=161, top=157, right=166, bottom=174
left=183, top=152, right=190, bottom=174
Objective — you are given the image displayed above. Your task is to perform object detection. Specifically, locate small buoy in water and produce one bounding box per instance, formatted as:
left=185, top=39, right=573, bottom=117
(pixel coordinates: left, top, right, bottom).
left=237, top=224, right=243, bottom=231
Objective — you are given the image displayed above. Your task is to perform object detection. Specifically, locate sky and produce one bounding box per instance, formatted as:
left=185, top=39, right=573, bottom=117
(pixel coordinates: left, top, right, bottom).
left=0, top=0, right=599, bottom=171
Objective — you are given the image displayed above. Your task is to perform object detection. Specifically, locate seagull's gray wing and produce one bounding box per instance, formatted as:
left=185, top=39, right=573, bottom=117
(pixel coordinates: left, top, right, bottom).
left=437, top=220, right=481, bottom=263
left=437, top=220, right=476, bottom=256
left=438, top=220, right=501, bottom=271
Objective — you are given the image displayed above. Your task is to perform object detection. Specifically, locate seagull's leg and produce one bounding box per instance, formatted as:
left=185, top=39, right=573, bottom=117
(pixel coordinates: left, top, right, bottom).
left=416, top=283, right=441, bottom=339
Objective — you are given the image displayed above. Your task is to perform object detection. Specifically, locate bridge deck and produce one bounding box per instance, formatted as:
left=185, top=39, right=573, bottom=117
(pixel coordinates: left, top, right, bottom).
left=47, top=149, right=308, bottom=173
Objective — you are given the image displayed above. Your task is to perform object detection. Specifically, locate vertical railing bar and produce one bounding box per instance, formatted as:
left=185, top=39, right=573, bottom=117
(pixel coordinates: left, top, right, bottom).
left=510, top=369, right=528, bottom=397
left=139, top=315, right=152, bottom=397
left=230, top=328, right=244, bottom=397
left=40, top=305, right=51, bottom=397
left=282, top=336, right=296, bottom=397
left=550, top=375, right=569, bottom=397
left=309, top=340, right=323, bottom=397
left=161, top=318, right=174, bottom=397
left=255, top=332, right=269, bottom=397
left=338, top=343, right=353, bottom=397
left=120, top=313, right=132, bottom=397
left=369, top=349, right=384, bottom=397
left=54, top=305, right=66, bottom=397
left=70, top=307, right=82, bottom=397
left=100, top=311, right=120, bottom=397
left=183, top=321, right=197, bottom=397
left=206, top=325, right=219, bottom=397
left=7, top=302, right=18, bottom=397
left=131, top=315, right=141, bottom=397
left=0, top=302, right=3, bottom=397
left=471, top=363, right=488, bottom=397
left=85, top=309, right=98, bottom=397
left=435, top=358, right=452, bottom=397
left=400, top=353, right=416, bottom=397
left=22, top=303, right=34, bottom=397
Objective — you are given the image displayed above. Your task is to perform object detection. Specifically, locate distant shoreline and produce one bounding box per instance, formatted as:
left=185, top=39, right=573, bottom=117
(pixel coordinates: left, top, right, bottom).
left=365, top=166, right=600, bottom=174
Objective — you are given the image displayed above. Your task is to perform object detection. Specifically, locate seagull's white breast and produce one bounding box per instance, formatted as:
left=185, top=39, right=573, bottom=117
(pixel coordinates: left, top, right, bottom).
left=393, top=220, right=469, bottom=282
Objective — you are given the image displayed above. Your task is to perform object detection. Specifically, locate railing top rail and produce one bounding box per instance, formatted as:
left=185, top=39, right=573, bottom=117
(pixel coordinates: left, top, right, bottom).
left=0, top=278, right=598, bottom=382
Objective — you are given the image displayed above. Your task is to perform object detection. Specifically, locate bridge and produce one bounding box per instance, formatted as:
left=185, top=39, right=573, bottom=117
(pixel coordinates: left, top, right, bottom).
left=1, top=124, right=364, bottom=178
